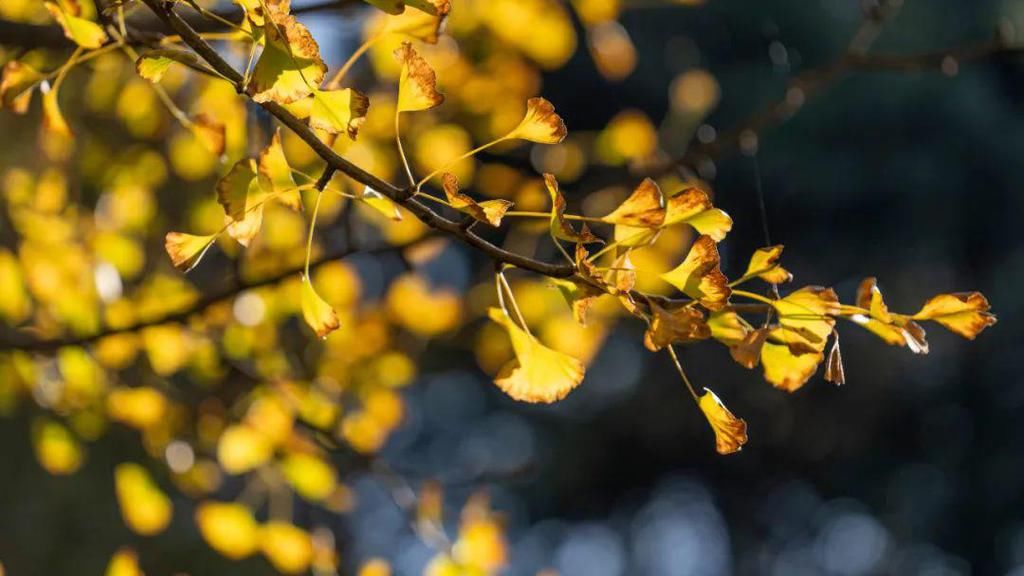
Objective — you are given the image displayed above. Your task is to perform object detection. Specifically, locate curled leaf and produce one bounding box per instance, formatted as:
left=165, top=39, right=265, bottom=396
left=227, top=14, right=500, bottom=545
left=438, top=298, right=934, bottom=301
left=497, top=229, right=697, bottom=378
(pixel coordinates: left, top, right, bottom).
left=441, top=173, right=513, bottom=227
left=394, top=41, right=444, bottom=112
left=729, top=327, right=769, bottom=369
left=45, top=1, right=107, bottom=49
left=42, top=89, right=71, bottom=138
left=912, top=292, right=996, bottom=340
left=660, top=235, right=731, bottom=310
left=601, top=178, right=666, bottom=228
left=698, top=388, right=747, bottom=455
left=544, top=173, right=600, bottom=243
left=643, top=301, right=710, bottom=351
left=1, top=61, right=43, bottom=114
left=772, top=286, right=840, bottom=351
left=487, top=307, right=585, bottom=403
left=743, top=245, right=792, bottom=284
left=310, top=88, right=370, bottom=139
left=824, top=334, right=845, bottom=385
left=508, top=97, right=567, bottom=144
left=550, top=277, right=604, bottom=325
left=249, top=12, right=327, bottom=104
left=707, top=310, right=753, bottom=346
left=663, top=187, right=732, bottom=241
left=164, top=232, right=217, bottom=272
left=217, top=159, right=267, bottom=247
left=301, top=275, right=340, bottom=338
left=849, top=278, right=929, bottom=353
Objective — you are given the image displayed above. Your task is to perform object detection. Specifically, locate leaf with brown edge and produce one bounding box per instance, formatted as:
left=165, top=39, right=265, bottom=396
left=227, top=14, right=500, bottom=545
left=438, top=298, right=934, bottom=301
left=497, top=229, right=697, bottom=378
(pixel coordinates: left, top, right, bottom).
left=743, top=245, right=792, bottom=284
left=233, top=0, right=291, bottom=26
left=660, top=235, right=731, bottom=310
left=217, top=159, right=269, bottom=247
left=729, top=327, right=769, bottom=369
left=643, top=301, right=710, bottom=351
left=855, top=277, right=892, bottom=323
left=378, top=0, right=450, bottom=43
left=257, top=129, right=300, bottom=210
left=602, top=250, right=636, bottom=294
left=248, top=11, right=327, bottom=105
left=771, top=286, right=840, bottom=352
left=911, top=292, right=996, bottom=340
left=708, top=310, right=753, bottom=346
left=1, top=61, right=43, bottom=114
left=135, top=48, right=202, bottom=84
left=824, top=334, right=845, bottom=386
left=165, top=232, right=217, bottom=272
left=550, top=277, right=603, bottom=325
left=662, top=187, right=733, bottom=242
left=394, top=42, right=444, bottom=113
left=487, top=307, right=585, bottom=403
left=441, top=173, right=513, bottom=227
left=544, top=173, right=601, bottom=244
left=42, top=89, right=71, bottom=138
left=301, top=275, right=340, bottom=338
left=44, top=1, right=107, bottom=49
left=191, top=113, right=226, bottom=157
left=760, top=329, right=824, bottom=392
left=309, top=88, right=370, bottom=139
left=849, top=278, right=930, bottom=354
left=698, top=388, right=747, bottom=455
left=507, top=97, right=568, bottom=144
left=601, top=178, right=666, bottom=228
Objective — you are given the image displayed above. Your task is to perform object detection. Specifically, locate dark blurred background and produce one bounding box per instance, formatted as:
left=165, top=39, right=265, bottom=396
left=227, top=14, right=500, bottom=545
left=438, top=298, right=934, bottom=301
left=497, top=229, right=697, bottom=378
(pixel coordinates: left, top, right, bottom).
left=2, top=0, right=1022, bottom=574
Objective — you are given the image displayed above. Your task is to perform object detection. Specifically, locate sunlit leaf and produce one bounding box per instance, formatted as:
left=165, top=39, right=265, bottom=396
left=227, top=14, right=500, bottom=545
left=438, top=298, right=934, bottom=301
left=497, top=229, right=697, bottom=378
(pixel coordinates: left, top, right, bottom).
left=280, top=452, right=337, bottom=502
left=544, top=173, right=599, bottom=243
left=643, top=300, right=709, bottom=351
left=217, top=424, right=273, bottom=474
left=195, top=501, right=259, bottom=559
left=912, top=291, right=996, bottom=340
left=359, top=185, right=403, bottom=220
left=217, top=159, right=268, bottom=247
left=848, top=278, right=929, bottom=353
left=760, top=333, right=824, bottom=392
left=249, top=12, right=327, bottom=104
left=107, top=386, right=167, bottom=430
left=663, top=187, right=732, bottom=241
left=743, top=245, right=792, bottom=284
left=771, top=286, right=840, bottom=351
left=728, top=327, right=769, bottom=369
left=507, top=97, right=567, bottom=144
left=309, top=88, right=370, bottom=139
left=698, top=388, right=747, bottom=455
left=301, top=274, right=340, bottom=338
left=44, top=1, right=107, bottom=49
left=441, top=172, right=513, bottom=227
left=660, top=235, right=731, bottom=310
left=378, top=1, right=450, bottom=42
left=164, top=232, right=217, bottom=272
left=135, top=48, right=202, bottom=83
left=42, top=89, right=71, bottom=138
left=487, top=307, right=585, bottom=403
left=260, top=522, right=314, bottom=575
left=601, top=178, right=665, bottom=228
left=114, top=463, right=173, bottom=536
left=366, top=0, right=405, bottom=14
left=0, top=61, right=43, bottom=114
left=394, top=41, right=444, bottom=112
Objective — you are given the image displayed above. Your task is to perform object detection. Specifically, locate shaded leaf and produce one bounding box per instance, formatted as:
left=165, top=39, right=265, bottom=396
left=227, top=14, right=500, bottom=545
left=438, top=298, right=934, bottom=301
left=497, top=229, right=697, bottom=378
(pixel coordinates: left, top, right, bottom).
left=301, top=275, right=340, bottom=338
left=164, top=232, right=217, bottom=272
left=824, top=334, right=845, bottom=385
left=257, top=128, right=300, bottom=209
left=0, top=61, right=43, bottom=114
left=643, top=300, right=710, bottom=351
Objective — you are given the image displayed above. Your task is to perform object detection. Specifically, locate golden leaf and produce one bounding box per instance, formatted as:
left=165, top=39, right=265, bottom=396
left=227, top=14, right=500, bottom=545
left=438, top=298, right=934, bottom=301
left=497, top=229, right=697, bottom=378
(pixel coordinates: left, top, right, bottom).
left=42, top=89, right=71, bottom=138
left=743, top=245, right=792, bottom=284
left=217, top=424, right=273, bottom=474
left=217, top=159, right=268, bottom=247
left=544, top=173, right=600, bottom=243
left=760, top=333, right=824, bottom=392
left=233, top=0, right=291, bottom=26
left=164, top=232, right=217, bottom=272
left=257, top=129, right=300, bottom=209
left=280, top=452, right=337, bottom=502
left=107, top=386, right=167, bottom=429
left=309, top=88, right=370, bottom=139
left=379, top=1, right=450, bottom=42
left=660, top=235, right=731, bottom=310
left=114, top=463, right=173, bottom=536
left=601, top=178, right=666, bottom=228
left=729, top=327, right=769, bottom=369
left=1, top=61, right=43, bottom=114
left=550, top=277, right=604, bottom=325
left=772, top=286, right=840, bottom=351
left=394, top=41, right=444, bottom=112
left=249, top=12, right=327, bottom=104
left=824, top=335, right=845, bottom=386
left=643, top=300, right=710, bottom=351
left=135, top=48, right=202, bottom=83
left=663, top=187, right=732, bottom=241
left=507, top=97, right=568, bottom=144
left=195, top=501, right=259, bottom=559
left=602, top=250, right=636, bottom=294
left=44, top=1, right=107, bottom=49
left=912, top=292, right=996, bottom=340
left=487, top=307, right=585, bottom=403
left=707, top=310, right=753, bottom=346
left=849, top=278, right=929, bottom=353
left=191, top=113, right=226, bottom=156
left=441, top=172, right=513, bottom=227
left=359, top=185, right=403, bottom=221
left=698, top=388, right=747, bottom=455
left=260, top=522, right=314, bottom=575
left=301, top=274, right=340, bottom=338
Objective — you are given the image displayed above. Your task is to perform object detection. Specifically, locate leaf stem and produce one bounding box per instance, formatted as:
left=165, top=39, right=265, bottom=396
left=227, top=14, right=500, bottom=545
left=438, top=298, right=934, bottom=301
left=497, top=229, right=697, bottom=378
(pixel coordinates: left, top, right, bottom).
left=666, top=345, right=701, bottom=402
left=395, top=111, right=416, bottom=188
left=730, top=289, right=777, bottom=306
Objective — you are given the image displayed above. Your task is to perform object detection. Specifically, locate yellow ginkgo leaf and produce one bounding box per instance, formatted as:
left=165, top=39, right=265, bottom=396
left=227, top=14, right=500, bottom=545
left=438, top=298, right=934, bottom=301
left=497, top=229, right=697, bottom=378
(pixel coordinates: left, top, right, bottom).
left=544, top=173, right=600, bottom=243
left=260, top=522, right=314, bottom=575
left=301, top=274, right=340, bottom=338
left=848, top=278, right=929, bottom=353
left=1, top=61, right=43, bottom=114
left=643, top=300, right=710, bottom=351
left=487, top=307, right=585, bottom=403
left=135, top=48, right=202, bottom=83
left=743, top=245, right=792, bottom=284
left=195, top=501, right=259, bottom=559
left=441, top=173, right=513, bottom=227
left=258, top=129, right=300, bottom=209
left=191, top=113, right=226, bottom=157
left=217, top=423, right=273, bottom=474
left=728, top=327, right=769, bottom=369
left=32, top=417, right=83, bottom=475
left=309, top=88, right=370, bottom=139
left=601, top=178, right=665, bottom=228
left=394, top=41, right=444, bottom=112
left=698, top=388, right=747, bottom=455
left=280, top=452, right=337, bottom=502
left=233, top=0, right=290, bottom=26
left=660, top=235, right=731, bottom=310
left=663, top=187, right=733, bottom=241
left=760, top=333, right=824, bottom=392
left=44, top=1, right=107, bottom=49
left=507, top=97, right=568, bottom=144
left=378, top=1, right=450, bottom=42
left=550, top=277, right=604, bottom=325
left=114, top=463, right=173, bottom=536
left=217, top=159, right=269, bottom=247
left=249, top=12, right=327, bottom=104
left=912, top=291, right=996, bottom=340
left=707, top=310, right=753, bottom=346
left=164, top=232, right=217, bottom=272
left=772, top=286, right=840, bottom=351
left=105, top=548, right=142, bottom=576
left=42, top=89, right=71, bottom=138
left=359, top=185, right=403, bottom=220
